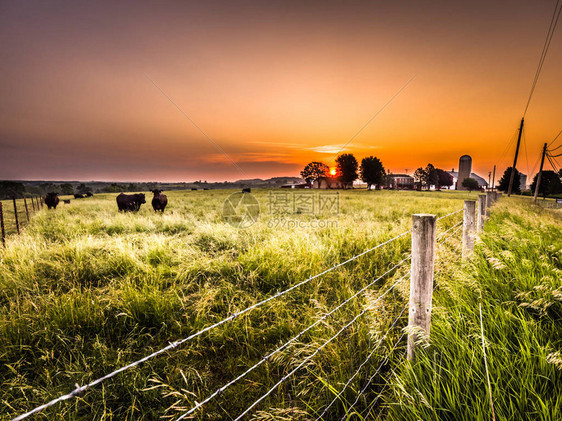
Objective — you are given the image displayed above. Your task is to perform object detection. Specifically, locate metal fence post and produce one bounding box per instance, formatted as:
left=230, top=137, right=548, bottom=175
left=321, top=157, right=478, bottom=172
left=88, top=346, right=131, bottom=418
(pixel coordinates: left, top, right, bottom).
left=24, top=197, right=30, bottom=222
left=477, top=195, right=486, bottom=233
left=12, top=197, right=20, bottom=235
left=0, top=203, right=5, bottom=247
left=463, top=200, right=476, bottom=258
left=407, top=214, right=436, bottom=361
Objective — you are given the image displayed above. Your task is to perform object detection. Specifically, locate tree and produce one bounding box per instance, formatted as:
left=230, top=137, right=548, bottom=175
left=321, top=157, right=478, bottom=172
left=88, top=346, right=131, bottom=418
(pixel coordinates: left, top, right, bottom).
left=60, top=183, right=74, bottom=195
left=436, top=169, right=454, bottom=189
left=424, top=164, right=439, bottom=189
left=0, top=181, right=26, bottom=199
left=77, top=183, right=91, bottom=195
left=530, top=170, right=562, bottom=198
left=335, top=154, right=358, bottom=189
left=497, top=167, right=522, bottom=194
left=462, top=177, right=479, bottom=192
left=413, top=167, right=426, bottom=190
left=300, top=161, right=329, bottom=184
left=360, top=156, right=386, bottom=190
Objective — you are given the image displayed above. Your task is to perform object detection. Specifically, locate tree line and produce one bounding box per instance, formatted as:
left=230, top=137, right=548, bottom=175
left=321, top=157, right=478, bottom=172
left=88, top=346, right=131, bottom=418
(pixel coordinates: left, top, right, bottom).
left=301, top=155, right=462, bottom=190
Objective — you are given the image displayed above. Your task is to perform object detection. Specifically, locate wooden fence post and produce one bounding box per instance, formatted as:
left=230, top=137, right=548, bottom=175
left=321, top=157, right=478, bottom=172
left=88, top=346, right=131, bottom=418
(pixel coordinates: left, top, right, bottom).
left=463, top=200, right=476, bottom=258
left=485, top=191, right=494, bottom=217
left=477, top=194, right=486, bottom=233
left=12, top=197, right=20, bottom=235
left=0, top=203, right=5, bottom=247
left=407, top=214, right=436, bottom=361
left=24, top=197, right=30, bottom=222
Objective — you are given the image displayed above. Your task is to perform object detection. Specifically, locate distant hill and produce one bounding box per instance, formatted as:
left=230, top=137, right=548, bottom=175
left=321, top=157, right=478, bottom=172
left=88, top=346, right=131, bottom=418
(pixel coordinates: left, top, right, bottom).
left=0, top=177, right=305, bottom=197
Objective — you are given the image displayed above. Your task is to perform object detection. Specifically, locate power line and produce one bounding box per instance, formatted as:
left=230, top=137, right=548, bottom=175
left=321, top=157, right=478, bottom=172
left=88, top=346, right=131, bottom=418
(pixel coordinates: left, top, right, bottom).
left=523, top=0, right=562, bottom=116
left=548, top=129, right=562, bottom=148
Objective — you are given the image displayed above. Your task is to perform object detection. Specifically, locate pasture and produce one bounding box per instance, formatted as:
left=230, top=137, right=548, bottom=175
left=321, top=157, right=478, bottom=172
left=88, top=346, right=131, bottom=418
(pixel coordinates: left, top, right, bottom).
left=0, top=190, right=560, bottom=420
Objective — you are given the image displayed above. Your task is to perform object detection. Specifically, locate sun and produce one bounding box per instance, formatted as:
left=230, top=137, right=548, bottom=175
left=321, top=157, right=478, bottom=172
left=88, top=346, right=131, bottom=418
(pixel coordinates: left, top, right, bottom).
left=329, top=167, right=337, bottom=176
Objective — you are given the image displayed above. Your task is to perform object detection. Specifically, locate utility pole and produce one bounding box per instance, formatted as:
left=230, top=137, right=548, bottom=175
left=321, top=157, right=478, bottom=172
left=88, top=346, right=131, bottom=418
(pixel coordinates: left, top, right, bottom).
left=533, top=143, right=548, bottom=203
left=507, top=118, right=524, bottom=196
left=491, top=165, right=496, bottom=190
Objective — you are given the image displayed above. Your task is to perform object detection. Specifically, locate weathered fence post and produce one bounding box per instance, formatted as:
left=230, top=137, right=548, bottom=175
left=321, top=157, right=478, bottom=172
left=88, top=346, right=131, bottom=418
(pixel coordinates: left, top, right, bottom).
left=477, top=195, right=486, bottom=233
left=12, top=197, right=20, bottom=235
left=407, top=214, right=436, bottom=361
left=0, top=203, right=5, bottom=247
left=23, top=197, right=30, bottom=222
left=463, top=200, right=476, bottom=258
left=485, top=191, right=494, bottom=217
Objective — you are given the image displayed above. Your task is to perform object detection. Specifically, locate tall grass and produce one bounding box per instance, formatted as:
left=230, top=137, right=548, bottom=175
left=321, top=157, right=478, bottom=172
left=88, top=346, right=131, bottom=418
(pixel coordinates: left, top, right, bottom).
left=386, top=199, right=562, bottom=420
left=0, top=189, right=496, bottom=420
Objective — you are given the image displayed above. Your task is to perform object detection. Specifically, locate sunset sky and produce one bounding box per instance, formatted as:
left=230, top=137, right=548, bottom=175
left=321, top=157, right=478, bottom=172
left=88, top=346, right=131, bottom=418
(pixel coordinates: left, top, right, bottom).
left=1, top=1, right=561, bottom=182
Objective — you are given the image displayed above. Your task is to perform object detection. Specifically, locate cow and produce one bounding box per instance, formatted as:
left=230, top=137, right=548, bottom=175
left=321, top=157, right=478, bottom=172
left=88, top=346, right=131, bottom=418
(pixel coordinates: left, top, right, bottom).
left=242, top=187, right=251, bottom=193
left=63, top=199, right=71, bottom=204
left=74, top=194, right=85, bottom=199
left=151, top=190, right=168, bottom=212
left=44, top=192, right=60, bottom=209
left=191, top=187, right=198, bottom=191
left=116, top=193, right=146, bottom=212
left=86, top=192, right=93, bottom=197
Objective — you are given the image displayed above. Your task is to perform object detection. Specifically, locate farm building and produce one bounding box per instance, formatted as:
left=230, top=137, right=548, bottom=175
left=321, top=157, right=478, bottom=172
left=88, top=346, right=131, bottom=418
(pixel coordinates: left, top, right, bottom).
left=313, top=177, right=345, bottom=189
left=448, top=171, right=488, bottom=190
left=384, top=174, right=414, bottom=189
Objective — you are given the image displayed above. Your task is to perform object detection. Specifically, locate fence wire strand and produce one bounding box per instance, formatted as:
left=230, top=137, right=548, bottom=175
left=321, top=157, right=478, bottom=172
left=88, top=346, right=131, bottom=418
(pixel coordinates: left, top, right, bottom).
left=341, top=331, right=407, bottom=421
left=315, top=304, right=407, bottom=420
left=12, top=229, right=411, bottom=421
left=174, top=257, right=411, bottom=420
left=232, top=276, right=408, bottom=421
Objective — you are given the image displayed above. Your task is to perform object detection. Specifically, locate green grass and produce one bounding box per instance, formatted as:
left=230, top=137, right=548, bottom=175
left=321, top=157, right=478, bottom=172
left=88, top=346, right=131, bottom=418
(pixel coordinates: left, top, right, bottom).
left=386, top=199, right=562, bottom=421
left=0, top=189, right=557, bottom=420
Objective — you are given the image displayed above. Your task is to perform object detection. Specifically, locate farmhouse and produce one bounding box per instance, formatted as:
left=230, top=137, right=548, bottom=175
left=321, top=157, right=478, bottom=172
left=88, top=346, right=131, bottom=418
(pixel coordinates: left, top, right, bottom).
left=384, top=174, right=414, bottom=190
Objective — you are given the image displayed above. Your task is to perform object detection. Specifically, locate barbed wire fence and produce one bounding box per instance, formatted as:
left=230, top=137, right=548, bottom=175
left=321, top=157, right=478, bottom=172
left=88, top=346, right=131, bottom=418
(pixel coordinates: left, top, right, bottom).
left=11, top=197, right=489, bottom=421
left=0, top=195, right=44, bottom=246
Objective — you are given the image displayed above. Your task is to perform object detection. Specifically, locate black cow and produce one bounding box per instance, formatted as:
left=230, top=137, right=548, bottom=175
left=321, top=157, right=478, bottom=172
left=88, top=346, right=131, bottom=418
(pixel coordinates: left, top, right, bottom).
left=44, top=192, right=60, bottom=209
left=151, top=190, right=168, bottom=212
left=116, top=193, right=146, bottom=212
left=86, top=192, right=93, bottom=197
left=242, top=187, right=251, bottom=193
left=63, top=199, right=71, bottom=204
left=191, top=188, right=198, bottom=191
left=74, top=194, right=85, bottom=199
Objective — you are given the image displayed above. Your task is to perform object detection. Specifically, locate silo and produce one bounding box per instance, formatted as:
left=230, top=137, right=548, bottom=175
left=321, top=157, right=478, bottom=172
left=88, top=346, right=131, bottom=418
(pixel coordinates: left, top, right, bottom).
left=456, top=155, right=472, bottom=190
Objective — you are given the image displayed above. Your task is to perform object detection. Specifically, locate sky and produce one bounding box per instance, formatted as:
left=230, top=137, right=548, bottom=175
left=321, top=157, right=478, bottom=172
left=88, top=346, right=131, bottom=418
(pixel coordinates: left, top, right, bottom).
left=1, top=0, right=561, bottom=182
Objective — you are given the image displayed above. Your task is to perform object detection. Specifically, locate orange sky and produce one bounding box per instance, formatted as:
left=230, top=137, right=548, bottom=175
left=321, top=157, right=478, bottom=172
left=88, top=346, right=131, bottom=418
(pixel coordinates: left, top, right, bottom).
left=1, top=1, right=561, bottom=182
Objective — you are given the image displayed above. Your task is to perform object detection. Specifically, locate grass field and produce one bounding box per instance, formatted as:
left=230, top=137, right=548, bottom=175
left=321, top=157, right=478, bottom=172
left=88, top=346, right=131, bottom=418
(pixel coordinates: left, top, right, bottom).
left=0, top=189, right=559, bottom=420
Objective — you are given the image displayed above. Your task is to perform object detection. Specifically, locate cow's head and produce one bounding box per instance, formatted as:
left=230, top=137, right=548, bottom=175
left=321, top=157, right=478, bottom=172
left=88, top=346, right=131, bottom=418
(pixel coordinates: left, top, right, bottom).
left=136, top=193, right=146, bottom=204
left=46, top=192, right=58, bottom=198
left=151, top=189, right=162, bottom=195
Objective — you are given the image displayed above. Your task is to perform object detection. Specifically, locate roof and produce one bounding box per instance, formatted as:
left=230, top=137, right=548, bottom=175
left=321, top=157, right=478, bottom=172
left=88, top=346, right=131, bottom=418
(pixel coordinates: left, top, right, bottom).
left=448, top=171, right=488, bottom=186
left=387, top=174, right=413, bottom=178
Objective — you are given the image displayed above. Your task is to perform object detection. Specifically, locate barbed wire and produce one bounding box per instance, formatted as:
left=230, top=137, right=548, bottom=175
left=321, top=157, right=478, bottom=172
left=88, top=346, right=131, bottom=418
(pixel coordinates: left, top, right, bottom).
left=174, top=257, right=411, bottom=420
left=436, top=208, right=463, bottom=221
left=315, top=304, right=407, bottom=420
left=437, top=222, right=463, bottom=246
left=341, top=331, right=407, bottom=421
left=232, top=276, right=408, bottom=421
left=12, top=229, right=411, bottom=421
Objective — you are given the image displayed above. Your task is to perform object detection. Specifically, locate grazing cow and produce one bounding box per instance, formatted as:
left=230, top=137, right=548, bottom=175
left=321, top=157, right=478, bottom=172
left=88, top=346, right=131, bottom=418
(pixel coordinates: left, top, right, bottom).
left=44, top=192, right=60, bottom=209
left=86, top=192, right=93, bottom=197
left=151, top=190, right=168, bottom=212
left=63, top=199, right=71, bottom=204
left=242, top=187, right=251, bottom=193
left=74, top=194, right=85, bottom=199
left=116, top=193, right=146, bottom=212
left=191, top=187, right=198, bottom=191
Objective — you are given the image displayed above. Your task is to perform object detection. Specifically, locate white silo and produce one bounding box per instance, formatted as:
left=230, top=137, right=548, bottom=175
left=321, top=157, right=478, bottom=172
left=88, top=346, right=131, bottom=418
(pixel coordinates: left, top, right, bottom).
left=456, top=155, right=472, bottom=190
